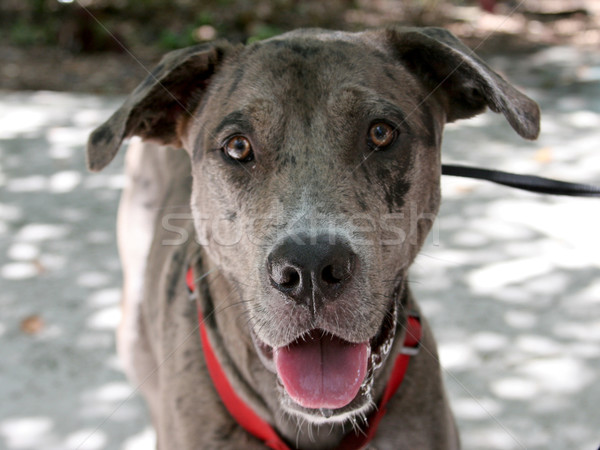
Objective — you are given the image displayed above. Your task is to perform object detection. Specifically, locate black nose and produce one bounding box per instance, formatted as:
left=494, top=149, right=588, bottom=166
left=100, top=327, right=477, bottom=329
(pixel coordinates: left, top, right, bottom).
left=267, top=234, right=356, bottom=312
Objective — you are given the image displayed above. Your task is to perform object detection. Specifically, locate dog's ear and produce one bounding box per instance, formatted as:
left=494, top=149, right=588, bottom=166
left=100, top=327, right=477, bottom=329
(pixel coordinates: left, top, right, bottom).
left=86, top=41, right=233, bottom=172
left=384, top=27, right=540, bottom=140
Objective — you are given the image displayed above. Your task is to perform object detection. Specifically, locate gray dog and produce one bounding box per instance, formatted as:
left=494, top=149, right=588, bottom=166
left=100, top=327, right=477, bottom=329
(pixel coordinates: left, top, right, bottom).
left=87, top=27, right=539, bottom=449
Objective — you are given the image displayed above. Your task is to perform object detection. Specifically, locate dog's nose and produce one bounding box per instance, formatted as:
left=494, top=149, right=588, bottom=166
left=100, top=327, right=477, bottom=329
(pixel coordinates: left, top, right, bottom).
left=267, top=234, right=356, bottom=311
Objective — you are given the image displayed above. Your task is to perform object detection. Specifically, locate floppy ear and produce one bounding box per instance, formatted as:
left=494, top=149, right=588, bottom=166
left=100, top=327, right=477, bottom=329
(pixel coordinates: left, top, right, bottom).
left=86, top=40, right=234, bottom=172
left=384, top=27, right=540, bottom=140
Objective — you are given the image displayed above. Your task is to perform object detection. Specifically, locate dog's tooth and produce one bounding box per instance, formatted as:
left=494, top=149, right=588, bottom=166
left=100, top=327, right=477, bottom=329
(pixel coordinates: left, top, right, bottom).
left=319, top=408, right=334, bottom=418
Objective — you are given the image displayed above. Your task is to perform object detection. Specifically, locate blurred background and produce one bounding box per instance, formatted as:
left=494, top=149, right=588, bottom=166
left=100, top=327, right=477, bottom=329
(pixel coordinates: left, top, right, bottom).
left=1, top=1, right=599, bottom=449
left=1, top=0, right=599, bottom=93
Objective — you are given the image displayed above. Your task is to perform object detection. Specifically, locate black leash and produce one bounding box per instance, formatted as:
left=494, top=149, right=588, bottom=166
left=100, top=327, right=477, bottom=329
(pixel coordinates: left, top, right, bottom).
left=442, top=164, right=600, bottom=198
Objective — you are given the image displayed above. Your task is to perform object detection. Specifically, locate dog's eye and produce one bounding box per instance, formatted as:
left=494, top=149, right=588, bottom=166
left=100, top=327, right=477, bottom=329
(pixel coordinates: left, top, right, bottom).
left=368, top=123, right=396, bottom=149
left=223, top=136, right=253, bottom=161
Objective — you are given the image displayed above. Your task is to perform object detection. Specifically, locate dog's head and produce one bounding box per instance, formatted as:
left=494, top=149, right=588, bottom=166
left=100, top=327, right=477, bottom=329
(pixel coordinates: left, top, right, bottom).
left=88, top=28, right=539, bottom=424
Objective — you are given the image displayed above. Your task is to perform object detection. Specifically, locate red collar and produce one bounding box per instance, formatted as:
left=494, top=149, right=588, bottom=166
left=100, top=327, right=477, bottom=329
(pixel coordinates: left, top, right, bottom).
left=187, top=267, right=421, bottom=450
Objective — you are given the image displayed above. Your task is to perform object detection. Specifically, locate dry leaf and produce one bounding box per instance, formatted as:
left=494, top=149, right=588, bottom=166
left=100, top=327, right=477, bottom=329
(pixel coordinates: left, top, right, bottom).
left=20, top=315, right=44, bottom=335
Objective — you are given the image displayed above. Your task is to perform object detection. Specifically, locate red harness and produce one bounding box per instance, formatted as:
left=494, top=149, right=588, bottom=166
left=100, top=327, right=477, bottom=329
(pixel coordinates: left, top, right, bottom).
left=186, top=267, right=421, bottom=450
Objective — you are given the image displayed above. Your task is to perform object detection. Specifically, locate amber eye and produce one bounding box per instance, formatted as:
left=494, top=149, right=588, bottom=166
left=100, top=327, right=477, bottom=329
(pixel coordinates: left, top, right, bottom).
left=368, top=122, right=396, bottom=149
left=223, top=136, right=253, bottom=161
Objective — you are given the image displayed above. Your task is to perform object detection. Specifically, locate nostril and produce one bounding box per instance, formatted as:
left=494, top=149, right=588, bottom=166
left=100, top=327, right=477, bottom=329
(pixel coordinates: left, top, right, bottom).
left=321, top=265, right=341, bottom=284
left=267, top=234, right=356, bottom=309
left=279, top=267, right=300, bottom=288
left=269, top=262, right=301, bottom=290
left=321, top=256, right=354, bottom=285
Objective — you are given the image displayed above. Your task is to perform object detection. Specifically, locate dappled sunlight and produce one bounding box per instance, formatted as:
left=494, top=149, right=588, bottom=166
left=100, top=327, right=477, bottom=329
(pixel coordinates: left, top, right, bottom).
left=83, top=173, right=126, bottom=191
left=7, top=242, right=40, bottom=260
left=77, top=271, right=113, bottom=289
left=48, top=170, right=83, bottom=193
left=86, top=287, right=121, bottom=306
left=15, top=223, right=71, bottom=241
left=82, top=289, right=122, bottom=340
left=122, top=427, right=156, bottom=450
left=411, top=47, right=600, bottom=450
left=6, top=175, right=48, bottom=192
left=490, top=377, right=540, bottom=400
left=84, top=381, right=134, bottom=404
left=438, top=341, right=482, bottom=371
left=87, top=305, right=122, bottom=330
left=64, top=429, right=108, bottom=450
left=468, top=257, right=555, bottom=294
left=0, top=108, right=49, bottom=138
left=452, top=396, right=503, bottom=421
left=0, top=417, right=55, bottom=448
left=1, top=92, right=150, bottom=449
left=416, top=183, right=600, bottom=449
left=1, top=262, right=39, bottom=280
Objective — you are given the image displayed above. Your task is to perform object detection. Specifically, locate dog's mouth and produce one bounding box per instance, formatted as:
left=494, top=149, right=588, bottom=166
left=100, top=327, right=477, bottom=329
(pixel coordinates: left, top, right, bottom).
left=251, top=298, right=398, bottom=420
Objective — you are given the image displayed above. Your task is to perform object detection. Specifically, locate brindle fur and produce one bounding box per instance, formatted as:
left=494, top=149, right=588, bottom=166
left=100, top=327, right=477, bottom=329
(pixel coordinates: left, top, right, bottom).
left=87, top=27, right=539, bottom=449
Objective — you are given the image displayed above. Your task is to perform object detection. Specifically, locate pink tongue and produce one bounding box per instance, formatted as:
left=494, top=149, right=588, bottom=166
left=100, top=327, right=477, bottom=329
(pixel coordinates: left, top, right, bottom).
left=273, top=332, right=370, bottom=410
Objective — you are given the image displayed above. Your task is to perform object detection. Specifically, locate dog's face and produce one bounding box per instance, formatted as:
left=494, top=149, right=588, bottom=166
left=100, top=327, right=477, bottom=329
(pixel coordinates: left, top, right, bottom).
left=187, top=33, right=444, bottom=420
left=87, top=27, right=539, bottom=424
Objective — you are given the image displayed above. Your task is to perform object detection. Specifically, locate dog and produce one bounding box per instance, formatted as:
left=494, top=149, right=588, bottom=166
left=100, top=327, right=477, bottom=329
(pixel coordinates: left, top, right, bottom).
left=87, top=27, right=540, bottom=449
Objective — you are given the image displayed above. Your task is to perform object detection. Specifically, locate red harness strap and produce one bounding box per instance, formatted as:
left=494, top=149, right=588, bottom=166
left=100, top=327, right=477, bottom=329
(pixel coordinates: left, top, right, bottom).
left=187, top=267, right=421, bottom=450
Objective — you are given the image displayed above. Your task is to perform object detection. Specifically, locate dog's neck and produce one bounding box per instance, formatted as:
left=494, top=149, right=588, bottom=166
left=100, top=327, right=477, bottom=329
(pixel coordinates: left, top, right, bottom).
left=195, top=255, right=417, bottom=449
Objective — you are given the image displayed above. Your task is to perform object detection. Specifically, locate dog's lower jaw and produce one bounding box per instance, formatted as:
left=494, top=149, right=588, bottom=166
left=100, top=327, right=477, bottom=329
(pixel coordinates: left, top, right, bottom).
left=252, top=297, right=399, bottom=426
left=278, top=383, right=376, bottom=426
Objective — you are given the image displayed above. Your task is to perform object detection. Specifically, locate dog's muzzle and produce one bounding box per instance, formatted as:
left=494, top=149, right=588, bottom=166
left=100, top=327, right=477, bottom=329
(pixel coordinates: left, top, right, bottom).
left=252, top=233, right=399, bottom=420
